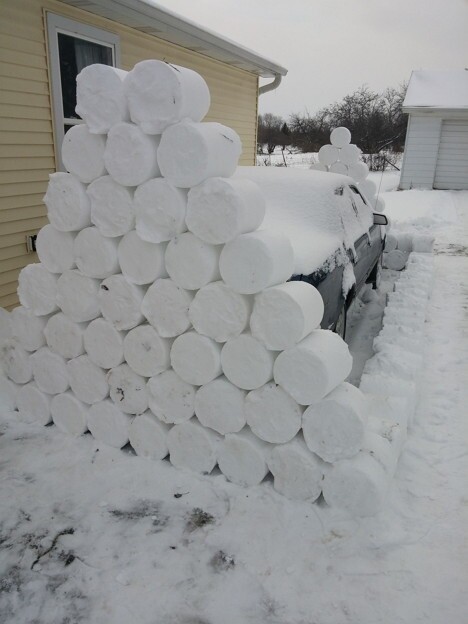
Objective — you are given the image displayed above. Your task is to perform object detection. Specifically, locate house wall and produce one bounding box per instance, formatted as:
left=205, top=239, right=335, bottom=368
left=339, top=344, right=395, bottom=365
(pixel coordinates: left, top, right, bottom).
left=399, top=115, right=442, bottom=190
left=0, top=0, right=259, bottom=309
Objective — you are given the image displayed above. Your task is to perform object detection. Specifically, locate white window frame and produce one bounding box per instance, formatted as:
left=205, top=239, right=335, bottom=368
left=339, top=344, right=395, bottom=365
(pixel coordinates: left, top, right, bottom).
left=46, top=12, right=121, bottom=170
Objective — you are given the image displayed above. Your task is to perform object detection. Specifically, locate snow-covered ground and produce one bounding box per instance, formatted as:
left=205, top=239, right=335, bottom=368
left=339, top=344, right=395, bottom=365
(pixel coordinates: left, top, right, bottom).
left=1, top=184, right=467, bottom=623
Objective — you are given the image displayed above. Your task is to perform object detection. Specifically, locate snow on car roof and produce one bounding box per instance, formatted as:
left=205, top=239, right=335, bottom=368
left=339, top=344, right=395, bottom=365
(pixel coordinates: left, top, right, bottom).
left=403, top=69, right=468, bottom=110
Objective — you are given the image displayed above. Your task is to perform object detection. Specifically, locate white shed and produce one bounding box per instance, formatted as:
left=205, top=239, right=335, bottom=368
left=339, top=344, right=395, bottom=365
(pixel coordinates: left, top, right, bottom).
left=400, top=69, right=468, bottom=190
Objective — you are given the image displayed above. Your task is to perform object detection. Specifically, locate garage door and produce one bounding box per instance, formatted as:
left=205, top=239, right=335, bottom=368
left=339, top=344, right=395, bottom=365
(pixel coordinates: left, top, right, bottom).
left=434, top=120, right=468, bottom=190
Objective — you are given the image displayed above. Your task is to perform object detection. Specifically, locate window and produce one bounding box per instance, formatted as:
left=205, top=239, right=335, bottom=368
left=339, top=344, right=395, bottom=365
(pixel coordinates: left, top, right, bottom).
left=46, top=13, right=120, bottom=170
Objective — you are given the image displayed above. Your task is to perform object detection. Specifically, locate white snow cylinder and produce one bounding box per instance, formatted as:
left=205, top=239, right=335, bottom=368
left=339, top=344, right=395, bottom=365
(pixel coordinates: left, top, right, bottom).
left=10, top=306, right=47, bottom=352
left=165, top=232, right=221, bottom=291
left=395, top=232, right=413, bottom=253
left=157, top=120, right=242, bottom=188
left=104, top=122, right=161, bottom=187
left=186, top=177, right=266, bottom=245
left=382, top=250, right=407, bottom=271
left=141, top=278, right=193, bottom=338
left=17, top=382, right=51, bottom=425
left=44, top=313, right=85, bottom=359
left=118, top=231, right=167, bottom=285
left=302, top=382, right=367, bottom=462
left=3, top=341, right=32, bottom=384
left=330, top=127, right=352, bottom=148
left=358, top=178, right=377, bottom=201
left=310, top=162, right=328, bottom=172
left=56, top=270, right=101, bottom=323
left=250, top=281, right=324, bottom=350
left=134, top=178, right=187, bottom=243
left=51, top=391, right=88, bottom=436
left=221, top=334, right=276, bottom=391
left=0, top=308, right=12, bottom=349
left=384, top=233, right=398, bottom=252
left=76, top=64, right=129, bottom=133
left=98, top=274, right=145, bottom=331
left=171, top=331, right=222, bottom=386
left=218, top=428, right=270, bottom=487
left=147, top=369, right=196, bottom=425
left=318, top=144, right=339, bottom=166
left=219, top=230, right=295, bottom=295
left=123, top=325, right=172, bottom=378
left=167, top=417, right=220, bottom=474
left=107, top=363, right=148, bottom=415
left=88, top=399, right=131, bottom=448
left=35, top=225, right=76, bottom=273
left=194, top=376, right=246, bottom=435
left=273, top=329, right=353, bottom=405
left=61, top=124, right=107, bottom=183
left=348, top=161, right=369, bottom=183
left=123, top=59, right=210, bottom=134
left=129, top=410, right=171, bottom=460
left=245, top=382, right=303, bottom=444
left=74, top=227, right=120, bottom=279
left=374, top=196, right=386, bottom=212
left=329, top=162, right=348, bottom=175
left=83, top=318, right=125, bottom=369
left=67, top=355, right=109, bottom=405
left=268, top=436, right=324, bottom=502
left=30, top=347, right=69, bottom=395
left=88, top=176, right=135, bottom=238
left=412, top=234, right=434, bottom=253
left=189, top=281, right=251, bottom=343
left=18, top=264, right=59, bottom=316
left=339, top=143, right=361, bottom=165
left=43, top=172, right=91, bottom=232
left=0, top=376, right=18, bottom=411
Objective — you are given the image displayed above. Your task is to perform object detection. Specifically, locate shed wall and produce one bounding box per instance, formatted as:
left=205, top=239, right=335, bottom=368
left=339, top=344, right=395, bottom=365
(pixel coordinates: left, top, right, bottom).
left=399, top=115, right=441, bottom=190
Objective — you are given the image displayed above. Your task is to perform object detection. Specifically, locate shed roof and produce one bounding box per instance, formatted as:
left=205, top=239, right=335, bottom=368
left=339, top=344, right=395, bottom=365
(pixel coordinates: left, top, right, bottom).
left=403, top=69, right=468, bottom=111
left=60, top=0, right=287, bottom=78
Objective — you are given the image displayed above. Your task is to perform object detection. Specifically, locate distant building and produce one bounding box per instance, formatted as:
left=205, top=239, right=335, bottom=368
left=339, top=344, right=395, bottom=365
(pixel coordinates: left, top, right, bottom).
left=400, top=69, right=468, bottom=191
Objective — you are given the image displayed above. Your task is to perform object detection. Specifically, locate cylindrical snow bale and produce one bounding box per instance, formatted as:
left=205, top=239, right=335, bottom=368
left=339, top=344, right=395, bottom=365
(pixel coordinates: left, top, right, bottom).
left=374, top=195, right=386, bottom=212
left=51, top=391, right=88, bottom=436
left=412, top=234, right=434, bottom=253
left=348, top=161, right=369, bottom=183
left=87, top=176, right=135, bottom=238
left=330, top=127, right=351, bottom=148
left=44, top=313, right=85, bottom=359
left=382, top=250, right=407, bottom=271
left=76, top=64, right=129, bottom=133
left=36, top=225, right=76, bottom=273
left=302, top=382, right=367, bottom=462
left=219, top=230, right=295, bottom=295
left=186, top=177, right=266, bottom=245
left=167, top=418, right=220, bottom=474
left=107, top=363, right=148, bottom=415
left=123, top=325, right=172, bottom=378
left=16, top=382, right=51, bottom=425
left=268, top=436, right=324, bottom=502
left=74, top=227, right=120, bottom=279
left=329, top=162, right=348, bottom=175
left=147, top=369, right=195, bottom=425
left=129, top=410, right=170, bottom=460
left=165, top=233, right=221, bottom=291
left=0, top=308, right=12, bottom=348
left=30, top=347, right=69, bottom=395
left=83, top=318, right=125, bottom=369
left=98, top=275, right=145, bottom=330
left=245, top=382, right=303, bottom=444
left=384, top=233, right=398, bottom=252
left=218, top=428, right=270, bottom=487
left=134, top=179, right=187, bottom=244
left=118, top=231, right=167, bottom=285
left=358, top=179, right=377, bottom=201
left=221, top=334, right=275, bottom=391
left=123, top=59, right=210, bottom=134
left=310, top=162, right=328, bottom=172
left=43, top=172, right=91, bottom=232
left=0, top=376, right=18, bottom=411
left=67, top=355, right=109, bottom=405
left=318, top=144, right=339, bottom=166
left=88, top=399, right=131, bottom=448
left=141, top=278, right=193, bottom=338
left=395, top=232, right=413, bottom=253
left=273, top=330, right=353, bottom=405
left=157, top=120, right=242, bottom=188
left=3, top=341, right=32, bottom=384
left=250, top=281, right=324, bottom=350
left=189, top=281, right=251, bottom=343
left=18, top=264, right=59, bottom=316
left=56, top=270, right=101, bottom=323
left=61, top=124, right=107, bottom=183
left=10, top=306, right=48, bottom=352
left=194, top=376, right=246, bottom=434
left=171, top=331, right=222, bottom=386
left=104, top=122, right=160, bottom=187
left=339, top=144, right=361, bottom=165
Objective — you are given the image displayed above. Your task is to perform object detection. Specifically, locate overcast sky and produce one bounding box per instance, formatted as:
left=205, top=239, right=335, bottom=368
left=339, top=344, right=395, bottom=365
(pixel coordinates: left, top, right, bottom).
left=156, top=0, right=468, bottom=119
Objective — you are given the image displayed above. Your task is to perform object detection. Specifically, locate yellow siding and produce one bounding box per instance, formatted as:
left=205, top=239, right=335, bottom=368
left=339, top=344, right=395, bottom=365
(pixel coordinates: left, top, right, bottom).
left=0, top=0, right=259, bottom=310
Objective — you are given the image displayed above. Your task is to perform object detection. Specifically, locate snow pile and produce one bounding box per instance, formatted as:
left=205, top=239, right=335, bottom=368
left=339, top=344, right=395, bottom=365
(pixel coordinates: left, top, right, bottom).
left=0, top=60, right=406, bottom=518
left=383, top=230, right=434, bottom=271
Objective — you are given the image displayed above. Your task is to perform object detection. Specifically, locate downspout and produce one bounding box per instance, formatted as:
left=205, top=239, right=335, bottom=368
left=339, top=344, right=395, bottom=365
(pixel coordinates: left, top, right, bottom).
left=259, top=73, right=282, bottom=95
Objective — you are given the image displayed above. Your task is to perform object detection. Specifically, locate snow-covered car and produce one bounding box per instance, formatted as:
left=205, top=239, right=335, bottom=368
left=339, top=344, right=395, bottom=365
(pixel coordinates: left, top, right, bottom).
left=235, top=167, right=387, bottom=338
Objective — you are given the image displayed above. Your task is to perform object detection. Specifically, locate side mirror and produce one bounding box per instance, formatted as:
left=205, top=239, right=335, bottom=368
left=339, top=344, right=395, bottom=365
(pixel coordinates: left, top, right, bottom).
left=373, top=213, right=388, bottom=226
